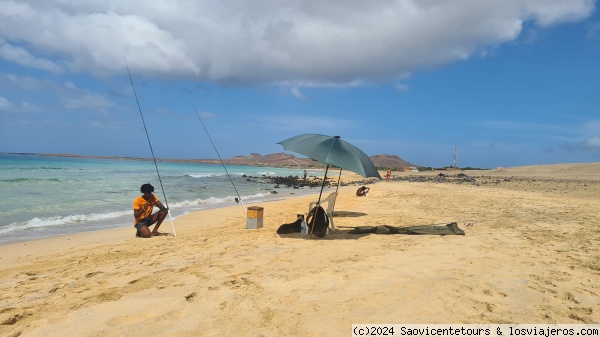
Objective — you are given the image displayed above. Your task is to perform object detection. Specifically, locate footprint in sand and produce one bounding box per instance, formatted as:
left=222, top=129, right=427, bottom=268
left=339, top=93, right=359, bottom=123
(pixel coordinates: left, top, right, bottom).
left=558, top=291, right=579, bottom=304
left=85, top=271, right=103, bottom=278
left=0, top=309, right=29, bottom=326
left=185, top=292, right=197, bottom=302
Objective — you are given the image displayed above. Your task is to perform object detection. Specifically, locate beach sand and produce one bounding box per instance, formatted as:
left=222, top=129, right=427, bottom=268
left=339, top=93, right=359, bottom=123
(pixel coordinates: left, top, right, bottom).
left=1, top=164, right=599, bottom=336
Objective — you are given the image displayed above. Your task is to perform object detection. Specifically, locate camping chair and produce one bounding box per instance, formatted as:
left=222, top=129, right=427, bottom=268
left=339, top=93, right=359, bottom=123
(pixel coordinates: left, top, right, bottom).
left=308, top=191, right=338, bottom=232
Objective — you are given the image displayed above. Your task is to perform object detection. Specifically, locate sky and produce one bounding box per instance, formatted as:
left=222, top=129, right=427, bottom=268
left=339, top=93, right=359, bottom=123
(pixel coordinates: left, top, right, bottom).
left=0, top=0, right=599, bottom=169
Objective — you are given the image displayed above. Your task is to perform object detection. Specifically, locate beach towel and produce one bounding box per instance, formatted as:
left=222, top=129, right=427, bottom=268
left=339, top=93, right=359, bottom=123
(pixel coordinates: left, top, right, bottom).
left=348, top=222, right=465, bottom=235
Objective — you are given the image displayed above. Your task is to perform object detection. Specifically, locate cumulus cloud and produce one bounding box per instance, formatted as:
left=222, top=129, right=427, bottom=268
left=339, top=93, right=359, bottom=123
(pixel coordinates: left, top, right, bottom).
left=0, top=0, right=594, bottom=86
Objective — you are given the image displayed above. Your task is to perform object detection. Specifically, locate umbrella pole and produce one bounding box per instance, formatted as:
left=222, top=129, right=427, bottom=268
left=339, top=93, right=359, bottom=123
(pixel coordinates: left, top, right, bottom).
left=316, top=164, right=329, bottom=206
left=329, top=168, right=343, bottom=223
left=310, top=164, right=329, bottom=239
left=335, top=167, right=342, bottom=193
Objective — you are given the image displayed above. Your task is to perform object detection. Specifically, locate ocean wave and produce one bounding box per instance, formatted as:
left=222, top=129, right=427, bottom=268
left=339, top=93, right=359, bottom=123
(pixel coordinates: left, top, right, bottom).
left=0, top=210, right=132, bottom=234
left=185, top=173, right=226, bottom=178
left=0, top=166, right=87, bottom=172
left=184, top=172, right=268, bottom=178
left=1, top=191, right=277, bottom=234
left=169, top=192, right=271, bottom=208
left=0, top=177, right=64, bottom=183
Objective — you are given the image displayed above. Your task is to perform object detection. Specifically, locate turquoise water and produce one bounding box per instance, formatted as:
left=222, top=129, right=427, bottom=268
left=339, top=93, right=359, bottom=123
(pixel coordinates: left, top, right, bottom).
left=0, top=153, right=321, bottom=244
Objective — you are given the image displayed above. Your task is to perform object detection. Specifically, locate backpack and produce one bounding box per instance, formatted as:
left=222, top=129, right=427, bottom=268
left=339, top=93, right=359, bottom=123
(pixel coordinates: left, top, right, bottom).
left=306, top=205, right=329, bottom=238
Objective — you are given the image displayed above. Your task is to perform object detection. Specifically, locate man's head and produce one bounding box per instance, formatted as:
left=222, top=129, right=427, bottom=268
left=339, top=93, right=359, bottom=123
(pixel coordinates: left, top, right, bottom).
left=140, top=183, right=154, bottom=194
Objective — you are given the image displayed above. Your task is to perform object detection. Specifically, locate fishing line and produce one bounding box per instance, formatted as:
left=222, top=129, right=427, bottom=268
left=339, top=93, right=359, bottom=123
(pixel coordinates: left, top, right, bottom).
left=191, top=103, right=247, bottom=212
left=125, top=61, right=177, bottom=236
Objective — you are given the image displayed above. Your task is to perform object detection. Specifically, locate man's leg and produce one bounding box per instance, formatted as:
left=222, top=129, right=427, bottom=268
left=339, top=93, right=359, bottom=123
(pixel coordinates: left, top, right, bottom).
left=136, top=222, right=152, bottom=238
left=150, top=209, right=169, bottom=235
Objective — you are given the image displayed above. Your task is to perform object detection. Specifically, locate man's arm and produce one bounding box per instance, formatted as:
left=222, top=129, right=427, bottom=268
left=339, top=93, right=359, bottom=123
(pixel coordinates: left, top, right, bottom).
left=134, top=205, right=149, bottom=218
left=155, top=200, right=168, bottom=211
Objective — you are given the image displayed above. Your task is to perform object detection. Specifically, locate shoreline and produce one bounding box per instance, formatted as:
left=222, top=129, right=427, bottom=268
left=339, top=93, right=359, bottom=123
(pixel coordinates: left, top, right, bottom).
left=0, top=186, right=329, bottom=247
left=0, top=189, right=325, bottom=261
left=3, top=163, right=599, bottom=247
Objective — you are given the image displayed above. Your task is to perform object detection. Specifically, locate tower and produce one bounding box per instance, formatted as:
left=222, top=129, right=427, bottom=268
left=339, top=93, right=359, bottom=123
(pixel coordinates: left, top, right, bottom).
left=454, top=146, right=457, bottom=169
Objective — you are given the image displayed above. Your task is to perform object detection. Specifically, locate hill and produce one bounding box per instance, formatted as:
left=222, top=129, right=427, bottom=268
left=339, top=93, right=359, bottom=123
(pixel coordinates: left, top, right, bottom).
left=222, top=152, right=415, bottom=168
left=369, top=154, right=415, bottom=168
left=223, top=153, right=317, bottom=167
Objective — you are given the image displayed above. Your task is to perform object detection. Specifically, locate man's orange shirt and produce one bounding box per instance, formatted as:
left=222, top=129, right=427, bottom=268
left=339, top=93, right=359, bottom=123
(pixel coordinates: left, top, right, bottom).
left=133, top=194, right=158, bottom=225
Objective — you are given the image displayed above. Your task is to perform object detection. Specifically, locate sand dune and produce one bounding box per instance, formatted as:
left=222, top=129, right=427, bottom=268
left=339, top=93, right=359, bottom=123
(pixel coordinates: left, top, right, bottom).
left=1, top=164, right=598, bottom=336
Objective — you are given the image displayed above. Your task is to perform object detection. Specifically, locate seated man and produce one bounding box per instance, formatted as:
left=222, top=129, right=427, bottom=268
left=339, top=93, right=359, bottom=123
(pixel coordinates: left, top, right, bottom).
left=133, top=183, right=169, bottom=238
left=356, top=186, right=370, bottom=197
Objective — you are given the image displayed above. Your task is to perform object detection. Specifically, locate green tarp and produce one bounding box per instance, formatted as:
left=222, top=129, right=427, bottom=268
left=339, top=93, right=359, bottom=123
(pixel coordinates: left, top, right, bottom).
left=347, top=222, right=465, bottom=235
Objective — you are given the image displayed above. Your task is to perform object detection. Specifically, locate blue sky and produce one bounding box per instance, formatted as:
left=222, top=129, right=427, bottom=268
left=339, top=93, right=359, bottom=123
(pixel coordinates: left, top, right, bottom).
left=0, top=0, right=599, bottom=168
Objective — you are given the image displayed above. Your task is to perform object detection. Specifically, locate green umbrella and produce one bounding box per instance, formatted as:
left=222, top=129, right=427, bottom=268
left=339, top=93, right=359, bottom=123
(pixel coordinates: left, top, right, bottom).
left=277, top=134, right=382, bottom=179
left=278, top=134, right=382, bottom=237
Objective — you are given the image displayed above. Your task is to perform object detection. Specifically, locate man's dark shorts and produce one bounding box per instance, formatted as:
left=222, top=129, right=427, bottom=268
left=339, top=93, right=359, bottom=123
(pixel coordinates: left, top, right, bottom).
left=135, top=217, right=155, bottom=236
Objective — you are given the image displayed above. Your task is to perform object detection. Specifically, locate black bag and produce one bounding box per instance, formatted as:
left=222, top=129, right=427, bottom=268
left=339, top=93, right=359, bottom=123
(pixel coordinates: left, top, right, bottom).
left=306, top=206, right=329, bottom=237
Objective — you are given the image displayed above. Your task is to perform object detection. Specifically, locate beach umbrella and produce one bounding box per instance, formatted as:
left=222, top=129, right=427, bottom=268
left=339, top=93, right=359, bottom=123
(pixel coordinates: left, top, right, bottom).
left=278, top=134, right=381, bottom=179
left=277, top=134, right=382, bottom=235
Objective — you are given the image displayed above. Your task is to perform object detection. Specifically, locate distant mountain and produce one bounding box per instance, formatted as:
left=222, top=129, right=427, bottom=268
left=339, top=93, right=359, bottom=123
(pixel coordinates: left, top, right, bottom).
left=223, top=153, right=316, bottom=166
left=10, top=152, right=416, bottom=168
left=370, top=154, right=416, bottom=168
left=223, top=152, right=416, bottom=168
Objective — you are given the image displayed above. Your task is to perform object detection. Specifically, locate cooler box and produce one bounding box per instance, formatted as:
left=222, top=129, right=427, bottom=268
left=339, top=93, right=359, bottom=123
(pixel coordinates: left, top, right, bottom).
left=245, top=206, right=264, bottom=229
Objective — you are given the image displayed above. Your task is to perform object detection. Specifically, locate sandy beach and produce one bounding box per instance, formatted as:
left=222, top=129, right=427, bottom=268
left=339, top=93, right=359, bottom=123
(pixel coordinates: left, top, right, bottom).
left=1, top=163, right=599, bottom=336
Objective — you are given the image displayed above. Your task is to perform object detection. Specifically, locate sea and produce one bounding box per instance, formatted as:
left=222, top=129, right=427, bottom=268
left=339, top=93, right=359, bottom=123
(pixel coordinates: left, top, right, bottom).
left=0, top=153, right=322, bottom=245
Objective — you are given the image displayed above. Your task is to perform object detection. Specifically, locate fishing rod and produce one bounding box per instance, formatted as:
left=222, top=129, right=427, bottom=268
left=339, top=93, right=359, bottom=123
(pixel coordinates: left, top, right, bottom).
left=125, top=61, right=177, bottom=237
left=191, top=103, right=247, bottom=212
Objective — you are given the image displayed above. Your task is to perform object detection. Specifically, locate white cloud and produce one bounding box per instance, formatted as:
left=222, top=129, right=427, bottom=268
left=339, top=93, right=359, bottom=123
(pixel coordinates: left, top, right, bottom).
left=550, top=135, right=600, bottom=153
left=0, top=73, right=116, bottom=112
left=395, top=83, right=409, bottom=93
left=522, top=0, right=594, bottom=26
left=0, top=73, right=47, bottom=91
left=290, top=87, right=307, bottom=99
left=581, top=135, right=600, bottom=150
left=198, top=111, right=215, bottom=120
left=0, top=95, right=11, bottom=109
left=0, top=43, right=62, bottom=73
left=0, top=0, right=594, bottom=86
left=61, top=94, right=114, bottom=111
